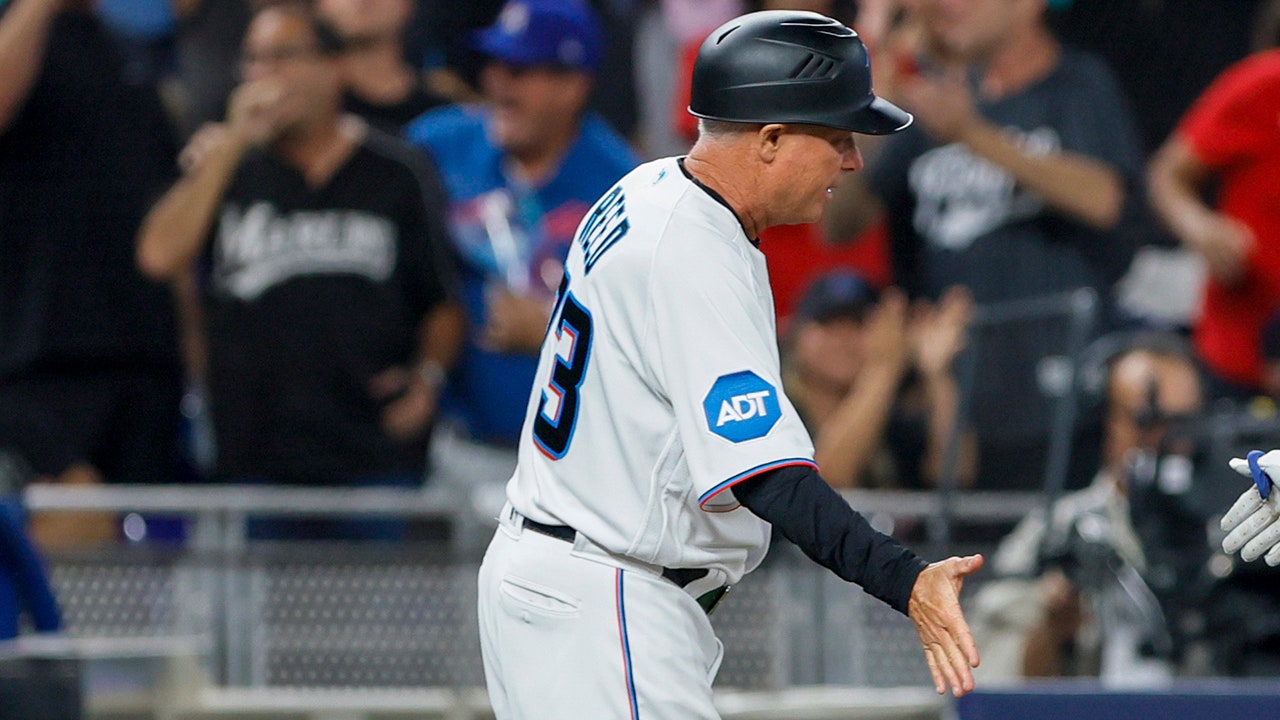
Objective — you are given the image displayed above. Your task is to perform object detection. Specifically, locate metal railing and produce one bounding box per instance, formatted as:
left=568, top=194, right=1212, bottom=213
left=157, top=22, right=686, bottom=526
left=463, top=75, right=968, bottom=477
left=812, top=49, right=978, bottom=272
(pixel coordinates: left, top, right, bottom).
left=935, top=288, right=1098, bottom=551
left=21, top=484, right=1039, bottom=694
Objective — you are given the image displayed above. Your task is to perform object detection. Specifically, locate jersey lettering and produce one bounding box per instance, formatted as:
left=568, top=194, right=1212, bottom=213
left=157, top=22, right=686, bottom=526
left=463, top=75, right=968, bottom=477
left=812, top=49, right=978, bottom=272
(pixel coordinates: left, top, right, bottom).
left=715, top=390, right=771, bottom=426
left=533, top=290, right=594, bottom=459
left=214, top=202, right=396, bottom=300
left=577, top=185, right=629, bottom=273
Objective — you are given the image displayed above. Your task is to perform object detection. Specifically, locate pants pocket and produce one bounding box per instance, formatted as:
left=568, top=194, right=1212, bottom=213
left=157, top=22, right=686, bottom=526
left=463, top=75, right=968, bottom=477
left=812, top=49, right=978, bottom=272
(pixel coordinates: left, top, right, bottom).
left=498, top=574, right=581, bottom=618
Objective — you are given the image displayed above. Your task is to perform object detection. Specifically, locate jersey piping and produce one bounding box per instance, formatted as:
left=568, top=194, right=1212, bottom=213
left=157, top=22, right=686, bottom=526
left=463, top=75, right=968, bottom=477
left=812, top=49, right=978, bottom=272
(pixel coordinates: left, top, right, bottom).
left=698, top=457, right=820, bottom=511
left=676, top=157, right=759, bottom=246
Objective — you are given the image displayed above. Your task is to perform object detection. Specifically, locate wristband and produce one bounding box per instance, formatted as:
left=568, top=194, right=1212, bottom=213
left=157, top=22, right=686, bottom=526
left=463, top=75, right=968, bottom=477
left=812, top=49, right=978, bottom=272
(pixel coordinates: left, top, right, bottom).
left=1248, top=449, right=1272, bottom=500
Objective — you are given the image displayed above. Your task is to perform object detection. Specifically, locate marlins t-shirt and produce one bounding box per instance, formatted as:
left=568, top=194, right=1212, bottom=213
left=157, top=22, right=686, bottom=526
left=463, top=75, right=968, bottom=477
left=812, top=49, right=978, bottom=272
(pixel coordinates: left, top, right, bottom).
left=203, top=130, right=457, bottom=483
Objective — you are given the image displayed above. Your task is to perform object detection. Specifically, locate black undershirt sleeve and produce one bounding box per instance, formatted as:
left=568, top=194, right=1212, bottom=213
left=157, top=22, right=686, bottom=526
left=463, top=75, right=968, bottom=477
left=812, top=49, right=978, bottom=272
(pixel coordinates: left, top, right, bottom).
left=732, top=465, right=928, bottom=615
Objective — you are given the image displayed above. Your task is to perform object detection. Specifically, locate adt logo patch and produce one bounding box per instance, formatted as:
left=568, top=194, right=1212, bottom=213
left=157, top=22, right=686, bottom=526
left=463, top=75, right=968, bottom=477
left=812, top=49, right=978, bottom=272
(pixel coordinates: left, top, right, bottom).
left=703, top=371, right=781, bottom=443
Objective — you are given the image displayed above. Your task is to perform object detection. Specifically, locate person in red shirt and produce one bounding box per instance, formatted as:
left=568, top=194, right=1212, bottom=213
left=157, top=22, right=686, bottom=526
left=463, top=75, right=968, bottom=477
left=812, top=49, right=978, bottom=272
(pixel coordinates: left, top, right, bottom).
left=1148, top=48, right=1280, bottom=399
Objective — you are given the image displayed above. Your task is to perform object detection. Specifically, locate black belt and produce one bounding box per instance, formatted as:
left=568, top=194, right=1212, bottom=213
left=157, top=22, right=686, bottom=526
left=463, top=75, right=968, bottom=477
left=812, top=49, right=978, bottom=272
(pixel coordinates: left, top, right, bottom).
left=521, top=517, right=729, bottom=614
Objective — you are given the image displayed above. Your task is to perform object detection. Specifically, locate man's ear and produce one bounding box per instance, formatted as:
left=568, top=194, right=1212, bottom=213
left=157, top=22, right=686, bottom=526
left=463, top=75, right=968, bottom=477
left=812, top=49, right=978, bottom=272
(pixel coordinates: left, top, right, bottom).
left=565, top=73, right=594, bottom=116
left=758, top=124, right=786, bottom=163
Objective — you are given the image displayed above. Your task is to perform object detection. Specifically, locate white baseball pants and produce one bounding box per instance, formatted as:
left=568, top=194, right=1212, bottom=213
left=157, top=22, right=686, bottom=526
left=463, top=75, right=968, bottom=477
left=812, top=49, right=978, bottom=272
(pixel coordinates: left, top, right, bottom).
left=478, top=506, right=724, bottom=719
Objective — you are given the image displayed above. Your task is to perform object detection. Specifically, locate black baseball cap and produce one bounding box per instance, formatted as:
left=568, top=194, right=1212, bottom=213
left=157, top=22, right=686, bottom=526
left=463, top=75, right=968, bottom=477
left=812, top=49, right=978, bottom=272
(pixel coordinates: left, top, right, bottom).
left=795, top=270, right=878, bottom=323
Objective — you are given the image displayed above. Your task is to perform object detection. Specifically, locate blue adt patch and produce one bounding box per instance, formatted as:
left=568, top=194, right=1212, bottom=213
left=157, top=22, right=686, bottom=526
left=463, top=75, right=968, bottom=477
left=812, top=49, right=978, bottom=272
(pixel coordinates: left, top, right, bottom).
left=703, top=371, right=781, bottom=443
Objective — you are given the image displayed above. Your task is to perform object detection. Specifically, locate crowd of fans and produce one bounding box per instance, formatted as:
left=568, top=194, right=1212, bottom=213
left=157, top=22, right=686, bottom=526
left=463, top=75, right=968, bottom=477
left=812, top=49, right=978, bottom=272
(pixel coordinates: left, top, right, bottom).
left=2, top=0, right=1280, bottom=680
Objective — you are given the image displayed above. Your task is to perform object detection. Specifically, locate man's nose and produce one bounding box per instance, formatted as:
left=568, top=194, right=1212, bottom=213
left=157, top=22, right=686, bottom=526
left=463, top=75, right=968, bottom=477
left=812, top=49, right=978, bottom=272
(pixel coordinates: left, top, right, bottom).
left=842, top=145, right=864, bottom=172
left=482, top=62, right=519, bottom=88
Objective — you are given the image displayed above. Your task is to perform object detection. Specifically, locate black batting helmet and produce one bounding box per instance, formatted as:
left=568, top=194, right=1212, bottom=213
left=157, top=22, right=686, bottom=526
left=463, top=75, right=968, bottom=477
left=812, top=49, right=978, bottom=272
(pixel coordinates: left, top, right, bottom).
left=688, top=11, right=911, bottom=135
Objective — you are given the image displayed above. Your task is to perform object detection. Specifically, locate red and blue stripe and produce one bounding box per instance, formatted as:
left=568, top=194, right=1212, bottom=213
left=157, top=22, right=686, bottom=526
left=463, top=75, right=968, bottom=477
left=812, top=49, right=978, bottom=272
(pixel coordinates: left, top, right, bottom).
left=615, top=569, right=639, bottom=720
left=698, top=458, right=818, bottom=509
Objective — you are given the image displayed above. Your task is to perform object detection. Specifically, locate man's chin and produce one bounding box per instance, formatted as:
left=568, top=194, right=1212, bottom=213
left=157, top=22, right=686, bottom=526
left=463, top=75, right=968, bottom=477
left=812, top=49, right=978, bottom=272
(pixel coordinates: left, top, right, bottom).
left=493, top=133, right=536, bottom=158
left=790, top=205, right=825, bottom=227
left=488, top=121, right=529, bottom=152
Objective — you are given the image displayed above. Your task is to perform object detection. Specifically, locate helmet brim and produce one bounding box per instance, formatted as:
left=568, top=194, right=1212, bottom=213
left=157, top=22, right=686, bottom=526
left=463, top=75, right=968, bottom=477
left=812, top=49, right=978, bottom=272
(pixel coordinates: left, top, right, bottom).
left=687, top=94, right=913, bottom=136
left=844, top=96, right=913, bottom=135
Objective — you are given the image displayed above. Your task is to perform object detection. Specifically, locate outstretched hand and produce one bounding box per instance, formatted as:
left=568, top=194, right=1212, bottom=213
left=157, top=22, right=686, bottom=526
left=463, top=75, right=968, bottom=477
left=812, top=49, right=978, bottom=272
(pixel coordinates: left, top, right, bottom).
left=907, top=554, right=983, bottom=697
left=1223, top=450, right=1280, bottom=566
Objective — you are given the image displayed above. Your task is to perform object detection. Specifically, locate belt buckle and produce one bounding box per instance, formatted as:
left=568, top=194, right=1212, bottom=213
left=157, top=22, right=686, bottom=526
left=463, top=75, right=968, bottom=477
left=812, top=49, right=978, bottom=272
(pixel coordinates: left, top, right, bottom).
left=665, top=567, right=731, bottom=615
left=696, top=585, right=730, bottom=615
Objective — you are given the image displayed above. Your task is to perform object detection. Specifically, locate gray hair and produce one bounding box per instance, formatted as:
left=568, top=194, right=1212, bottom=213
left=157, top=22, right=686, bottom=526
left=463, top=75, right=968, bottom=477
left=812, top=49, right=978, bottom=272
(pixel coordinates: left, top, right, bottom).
left=697, top=118, right=762, bottom=139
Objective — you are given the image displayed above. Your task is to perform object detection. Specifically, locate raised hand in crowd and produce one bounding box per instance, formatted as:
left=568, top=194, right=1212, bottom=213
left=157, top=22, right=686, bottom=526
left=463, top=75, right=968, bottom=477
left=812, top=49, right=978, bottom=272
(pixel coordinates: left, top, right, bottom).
left=862, top=287, right=913, bottom=378
left=906, top=286, right=976, bottom=487
left=909, top=285, right=973, bottom=381
left=482, top=286, right=554, bottom=355
left=177, top=76, right=314, bottom=176
left=800, top=286, right=911, bottom=489
left=897, top=66, right=980, bottom=146
left=225, top=78, right=294, bottom=148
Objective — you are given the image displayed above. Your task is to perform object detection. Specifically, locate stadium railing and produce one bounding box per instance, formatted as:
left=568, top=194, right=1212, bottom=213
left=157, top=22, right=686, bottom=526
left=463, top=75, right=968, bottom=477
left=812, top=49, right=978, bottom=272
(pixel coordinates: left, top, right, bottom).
left=19, top=483, right=1038, bottom=719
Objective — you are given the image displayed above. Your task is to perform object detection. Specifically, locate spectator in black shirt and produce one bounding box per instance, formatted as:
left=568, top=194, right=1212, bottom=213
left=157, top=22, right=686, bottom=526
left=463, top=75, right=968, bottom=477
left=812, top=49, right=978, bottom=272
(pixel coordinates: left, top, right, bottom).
left=825, top=0, right=1144, bottom=491
left=0, top=0, right=184, bottom=548
left=137, top=0, right=465, bottom=540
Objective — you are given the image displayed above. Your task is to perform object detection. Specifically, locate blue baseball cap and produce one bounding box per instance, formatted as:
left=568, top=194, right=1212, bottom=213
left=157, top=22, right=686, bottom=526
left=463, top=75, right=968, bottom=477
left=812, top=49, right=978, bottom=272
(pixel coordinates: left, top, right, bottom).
left=796, top=270, right=879, bottom=323
left=473, top=0, right=604, bottom=72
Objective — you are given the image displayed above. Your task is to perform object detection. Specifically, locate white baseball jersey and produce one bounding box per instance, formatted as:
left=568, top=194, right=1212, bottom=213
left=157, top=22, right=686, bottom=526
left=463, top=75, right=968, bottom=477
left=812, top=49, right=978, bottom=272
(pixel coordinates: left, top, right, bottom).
left=506, top=157, right=816, bottom=584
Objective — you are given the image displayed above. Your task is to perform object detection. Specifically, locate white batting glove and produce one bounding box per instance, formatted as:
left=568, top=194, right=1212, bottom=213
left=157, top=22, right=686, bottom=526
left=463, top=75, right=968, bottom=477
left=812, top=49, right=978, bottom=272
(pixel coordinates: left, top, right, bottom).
left=1222, top=449, right=1280, bottom=566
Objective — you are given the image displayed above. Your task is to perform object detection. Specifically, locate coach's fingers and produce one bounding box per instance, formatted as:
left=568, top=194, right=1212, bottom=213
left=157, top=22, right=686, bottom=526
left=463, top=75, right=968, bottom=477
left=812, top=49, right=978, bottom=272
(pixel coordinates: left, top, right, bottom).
left=949, top=554, right=984, bottom=587
left=949, top=600, right=980, bottom=671
left=909, top=556, right=981, bottom=696
left=933, top=592, right=979, bottom=691
left=925, top=641, right=963, bottom=696
left=931, top=643, right=963, bottom=696
left=924, top=636, right=974, bottom=697
left=942, top=636, right=976, bottom=695
left=946, top=555, right=984, bottom=667
left=910, top=556, right=982, bottom=643
left=922, top=643, right=946, bottom=695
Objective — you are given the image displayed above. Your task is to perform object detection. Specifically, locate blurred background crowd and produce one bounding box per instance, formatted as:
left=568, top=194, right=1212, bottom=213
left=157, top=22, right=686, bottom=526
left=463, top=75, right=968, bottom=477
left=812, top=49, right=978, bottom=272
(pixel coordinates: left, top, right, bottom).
left=3, top=0, right=1280, bottom=690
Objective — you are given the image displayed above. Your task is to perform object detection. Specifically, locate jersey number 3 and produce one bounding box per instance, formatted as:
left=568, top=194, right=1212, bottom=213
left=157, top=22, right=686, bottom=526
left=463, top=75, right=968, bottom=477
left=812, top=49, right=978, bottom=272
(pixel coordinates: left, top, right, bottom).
left=533, top=288, right=593, bottom=459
